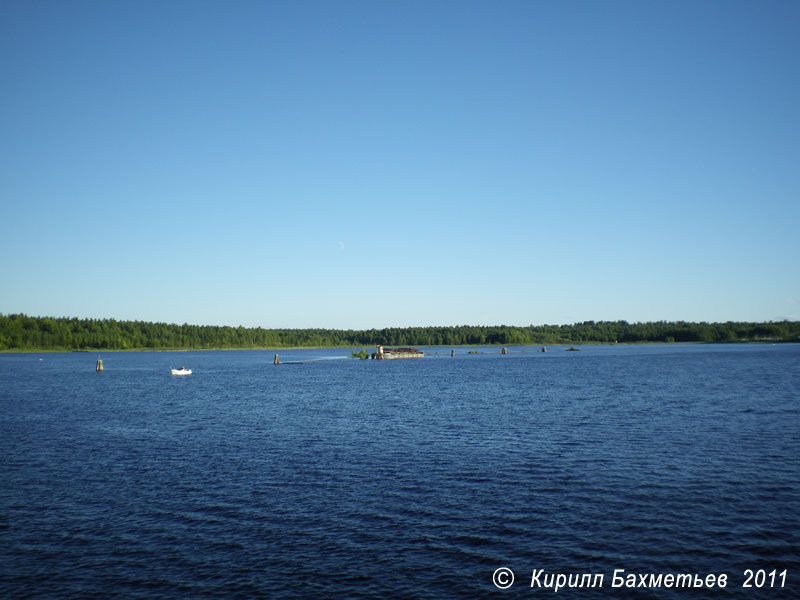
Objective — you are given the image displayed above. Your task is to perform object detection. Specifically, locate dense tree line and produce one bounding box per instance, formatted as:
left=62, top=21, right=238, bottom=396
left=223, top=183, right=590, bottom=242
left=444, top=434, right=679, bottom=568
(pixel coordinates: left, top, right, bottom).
left=1, top=314, right=798, bottom=351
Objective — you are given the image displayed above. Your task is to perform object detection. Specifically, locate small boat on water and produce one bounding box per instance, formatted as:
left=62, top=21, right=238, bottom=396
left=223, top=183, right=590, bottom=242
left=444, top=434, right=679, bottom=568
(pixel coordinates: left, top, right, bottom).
left=371, top=346, right=424, bottom=360
left=171, top=366, right=192, bottom=376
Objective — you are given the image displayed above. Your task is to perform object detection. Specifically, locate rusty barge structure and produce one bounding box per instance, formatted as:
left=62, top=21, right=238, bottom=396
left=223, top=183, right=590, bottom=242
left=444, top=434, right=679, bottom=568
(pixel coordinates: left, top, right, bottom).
left=372, top=345, right=424, bottom=360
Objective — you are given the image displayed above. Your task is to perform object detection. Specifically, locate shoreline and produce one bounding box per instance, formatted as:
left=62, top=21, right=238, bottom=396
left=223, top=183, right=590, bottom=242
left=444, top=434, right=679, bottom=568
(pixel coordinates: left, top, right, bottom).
left=2, top=340, right=796, bottom=354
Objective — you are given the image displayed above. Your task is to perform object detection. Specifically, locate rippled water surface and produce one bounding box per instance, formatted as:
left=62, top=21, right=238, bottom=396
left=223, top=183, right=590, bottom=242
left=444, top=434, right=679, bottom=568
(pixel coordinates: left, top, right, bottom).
left=1, top=344, right=798, bottom=598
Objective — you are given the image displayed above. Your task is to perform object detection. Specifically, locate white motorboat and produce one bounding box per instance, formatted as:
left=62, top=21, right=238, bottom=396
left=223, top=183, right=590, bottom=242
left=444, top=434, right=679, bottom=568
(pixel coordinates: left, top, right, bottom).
left=171, top=367, right=192, bottom=376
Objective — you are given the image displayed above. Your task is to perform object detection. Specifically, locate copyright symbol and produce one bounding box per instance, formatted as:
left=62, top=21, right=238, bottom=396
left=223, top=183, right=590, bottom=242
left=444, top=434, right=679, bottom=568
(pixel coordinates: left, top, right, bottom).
left=493, top=567, right=514, bottom=589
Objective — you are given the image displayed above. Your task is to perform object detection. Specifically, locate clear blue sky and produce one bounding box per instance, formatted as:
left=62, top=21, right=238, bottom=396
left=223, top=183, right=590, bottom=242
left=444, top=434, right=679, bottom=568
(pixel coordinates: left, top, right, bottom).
left=2, top=0, right=798, bottom=329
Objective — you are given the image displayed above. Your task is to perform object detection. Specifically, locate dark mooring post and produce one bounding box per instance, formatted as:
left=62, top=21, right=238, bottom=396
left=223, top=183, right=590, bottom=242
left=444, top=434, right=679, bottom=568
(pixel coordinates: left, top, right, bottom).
left=96, top=359, right=103, bottom=372
left=451, top=348, right=455, bottom=357
left=274, top=354, right=280, bottom=365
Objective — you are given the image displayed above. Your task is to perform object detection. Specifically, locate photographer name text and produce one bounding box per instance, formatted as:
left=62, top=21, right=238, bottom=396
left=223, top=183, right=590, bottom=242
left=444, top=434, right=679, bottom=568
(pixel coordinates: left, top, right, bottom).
left=492, top=567, right=788, bottom=592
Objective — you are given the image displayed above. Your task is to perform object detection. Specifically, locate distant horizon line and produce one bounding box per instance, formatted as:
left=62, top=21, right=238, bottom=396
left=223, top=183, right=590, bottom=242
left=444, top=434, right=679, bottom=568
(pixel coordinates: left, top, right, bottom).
left=2, top=312, right=797, bottom=331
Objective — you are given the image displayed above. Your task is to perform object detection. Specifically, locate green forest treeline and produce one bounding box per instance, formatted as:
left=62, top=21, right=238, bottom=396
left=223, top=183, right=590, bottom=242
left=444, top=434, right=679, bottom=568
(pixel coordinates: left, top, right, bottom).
left=1, top=314, right=798, bottom=351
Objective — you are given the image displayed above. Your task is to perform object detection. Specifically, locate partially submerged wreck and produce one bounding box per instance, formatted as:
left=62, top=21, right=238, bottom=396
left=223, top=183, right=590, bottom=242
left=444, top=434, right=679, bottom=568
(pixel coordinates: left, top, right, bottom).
left=372, top=345, right=424, bottom=360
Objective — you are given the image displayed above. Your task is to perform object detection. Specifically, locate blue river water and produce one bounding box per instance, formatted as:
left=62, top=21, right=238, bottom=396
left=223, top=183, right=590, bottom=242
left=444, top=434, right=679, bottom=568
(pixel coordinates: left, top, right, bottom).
left=1, top=344, right=798, bottom=599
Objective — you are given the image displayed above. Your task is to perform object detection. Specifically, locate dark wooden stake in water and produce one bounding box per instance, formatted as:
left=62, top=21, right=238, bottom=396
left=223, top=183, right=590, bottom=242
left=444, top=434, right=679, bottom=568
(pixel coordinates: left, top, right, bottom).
left=274, top=354, right=279, bottom=365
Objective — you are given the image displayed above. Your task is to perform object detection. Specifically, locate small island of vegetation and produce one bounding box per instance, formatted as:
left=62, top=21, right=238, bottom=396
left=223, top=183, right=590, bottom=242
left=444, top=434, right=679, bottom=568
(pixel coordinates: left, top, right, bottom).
left=0, top=314, right=798, bottom=352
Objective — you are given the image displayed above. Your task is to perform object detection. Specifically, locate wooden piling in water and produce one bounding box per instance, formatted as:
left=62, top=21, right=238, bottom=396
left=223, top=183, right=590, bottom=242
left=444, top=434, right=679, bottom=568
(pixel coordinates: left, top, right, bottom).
left=274, top=354, right=279, bottom=365
left=96, top=359, right=103, bottom=372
